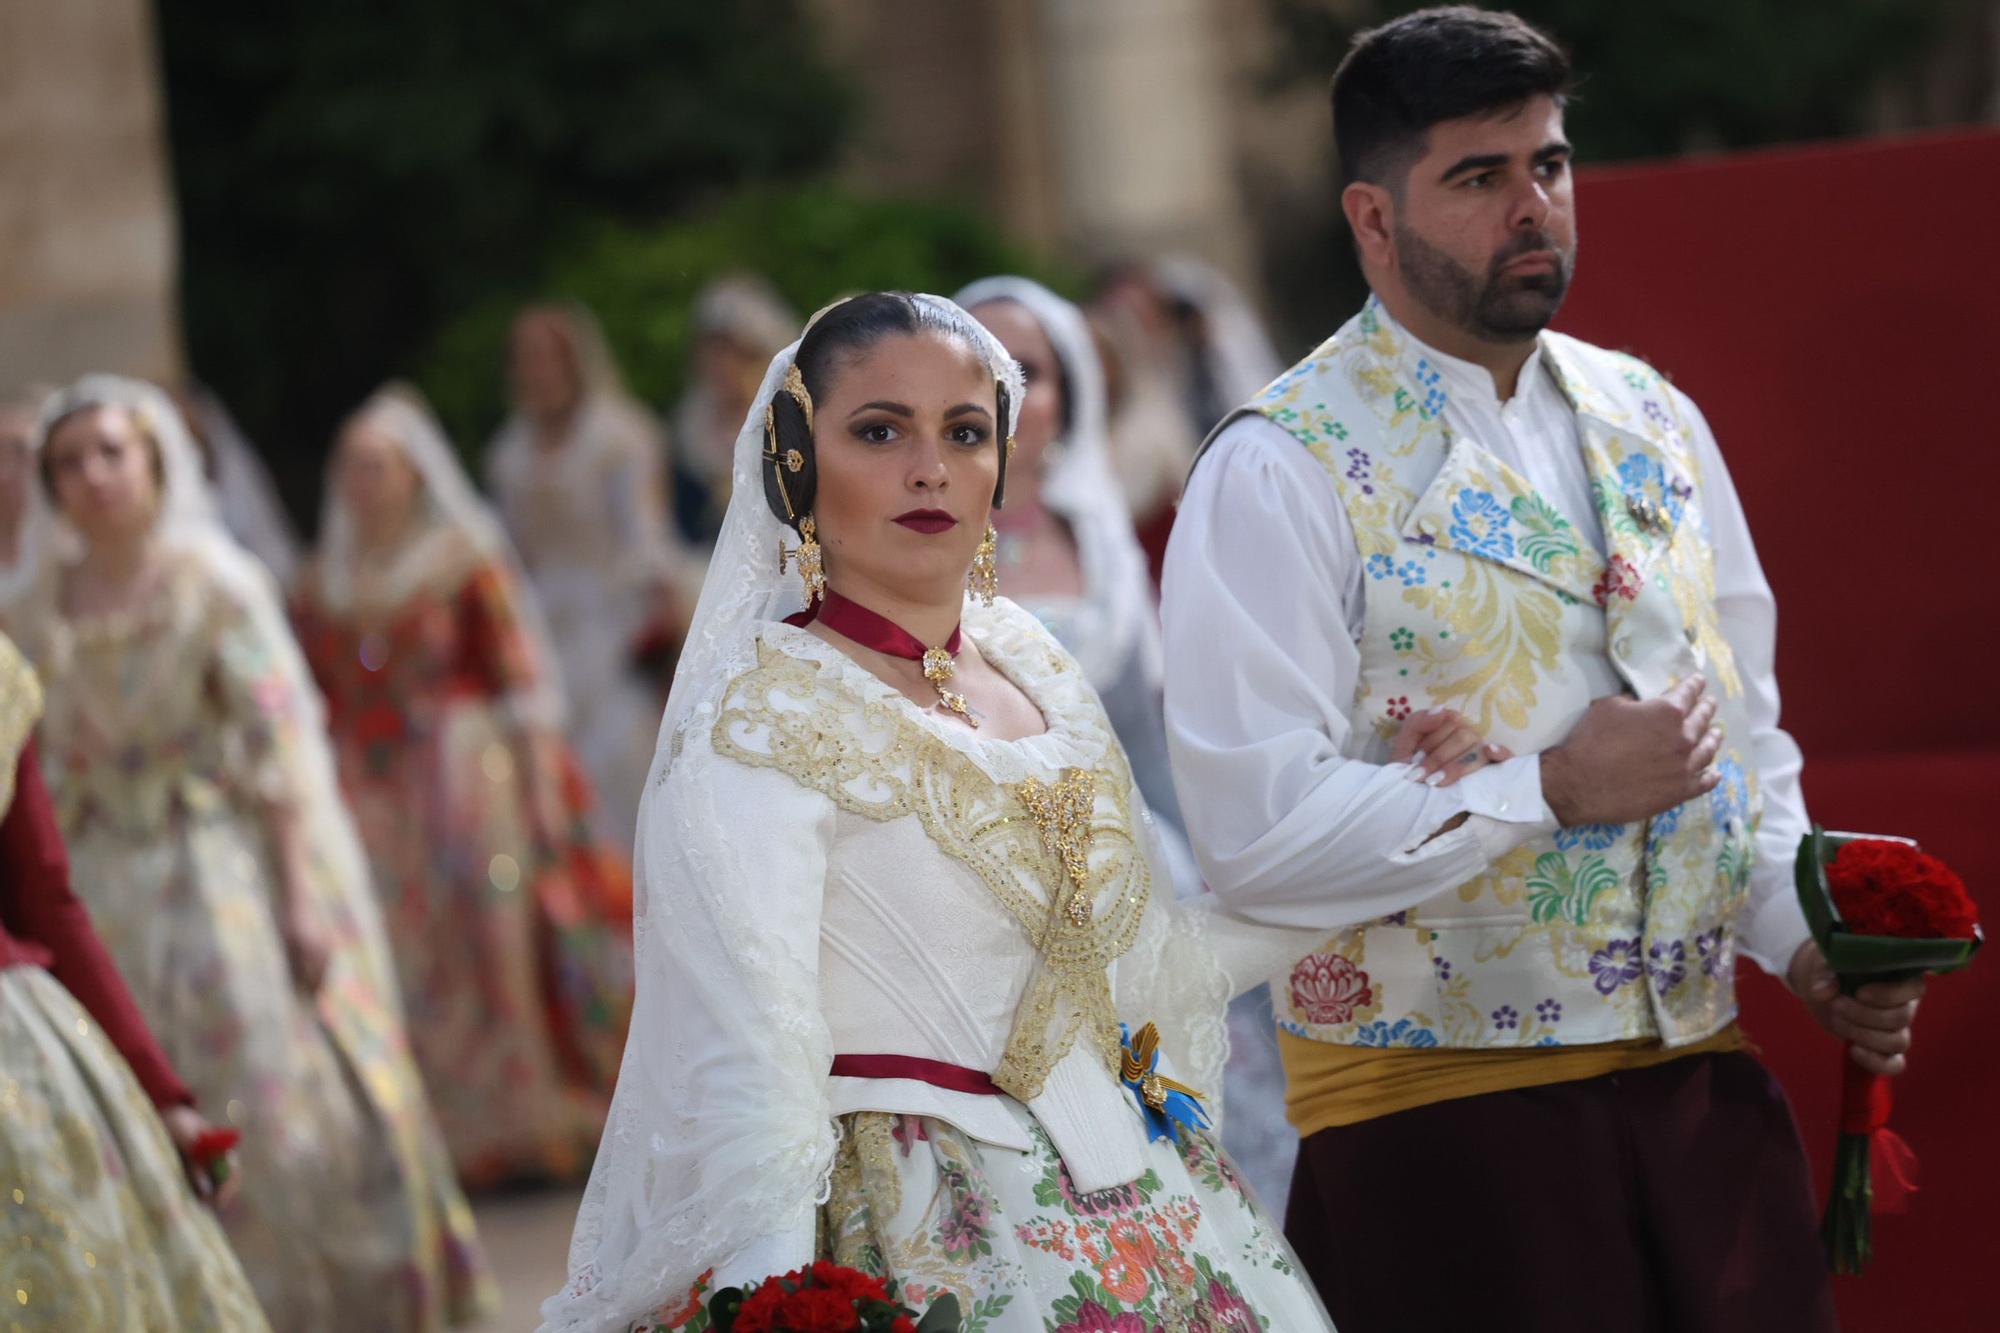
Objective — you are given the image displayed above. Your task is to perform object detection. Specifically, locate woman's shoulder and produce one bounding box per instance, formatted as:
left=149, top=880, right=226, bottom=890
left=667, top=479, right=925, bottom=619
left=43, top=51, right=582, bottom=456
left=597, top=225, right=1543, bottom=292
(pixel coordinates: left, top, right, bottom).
left=969, top=596, right=1092, bottom=696
left=713, top=621, right=879, bottom=731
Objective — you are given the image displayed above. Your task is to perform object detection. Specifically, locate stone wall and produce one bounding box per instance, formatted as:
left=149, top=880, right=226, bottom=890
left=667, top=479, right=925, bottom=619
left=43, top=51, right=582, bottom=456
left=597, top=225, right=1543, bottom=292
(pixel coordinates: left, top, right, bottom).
left=0, top=0, right=181, bottom=395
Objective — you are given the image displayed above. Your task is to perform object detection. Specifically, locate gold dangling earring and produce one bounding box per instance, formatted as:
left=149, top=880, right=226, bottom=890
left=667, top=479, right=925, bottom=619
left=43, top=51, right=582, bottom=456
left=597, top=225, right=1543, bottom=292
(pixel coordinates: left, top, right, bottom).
left=793, top=514, right=826, bottom=606
left=968, top=523, right=999, bottom=607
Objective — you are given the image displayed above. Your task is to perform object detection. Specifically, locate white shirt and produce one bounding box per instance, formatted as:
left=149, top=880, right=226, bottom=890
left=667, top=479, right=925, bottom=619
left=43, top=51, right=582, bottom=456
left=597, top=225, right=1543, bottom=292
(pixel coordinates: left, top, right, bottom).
left=1160, top=309, right=1812, bottom=976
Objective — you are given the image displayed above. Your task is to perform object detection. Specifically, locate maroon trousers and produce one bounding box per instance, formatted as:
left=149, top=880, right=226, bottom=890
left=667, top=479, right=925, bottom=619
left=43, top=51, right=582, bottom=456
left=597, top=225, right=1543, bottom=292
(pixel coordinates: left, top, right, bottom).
left=1284, top=1052, right=1837, bottom=1332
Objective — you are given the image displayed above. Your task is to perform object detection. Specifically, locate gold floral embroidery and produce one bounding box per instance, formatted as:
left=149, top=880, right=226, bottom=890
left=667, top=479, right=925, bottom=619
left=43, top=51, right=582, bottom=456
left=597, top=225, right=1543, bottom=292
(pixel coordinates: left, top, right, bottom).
left=712, top=641, right=1151, bottom=1100
left=1017, top=770, right=1099, bottom=928
left=0, top=633, right=43, bottom=819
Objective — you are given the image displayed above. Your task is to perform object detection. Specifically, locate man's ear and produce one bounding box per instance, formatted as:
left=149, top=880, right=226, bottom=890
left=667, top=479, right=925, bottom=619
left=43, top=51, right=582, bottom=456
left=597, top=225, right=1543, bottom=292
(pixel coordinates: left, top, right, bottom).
left=1341, top=180, right=1397, bottom=275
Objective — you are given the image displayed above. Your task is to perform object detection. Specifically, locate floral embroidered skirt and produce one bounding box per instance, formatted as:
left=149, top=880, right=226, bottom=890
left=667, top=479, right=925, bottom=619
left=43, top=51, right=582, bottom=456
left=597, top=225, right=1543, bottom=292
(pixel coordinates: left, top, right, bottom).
left=0, top=966, right=269, bottom=1331
left=62, top=811, right=494, bottom=1330
left=820, top=1100, right=1335, bottom=1333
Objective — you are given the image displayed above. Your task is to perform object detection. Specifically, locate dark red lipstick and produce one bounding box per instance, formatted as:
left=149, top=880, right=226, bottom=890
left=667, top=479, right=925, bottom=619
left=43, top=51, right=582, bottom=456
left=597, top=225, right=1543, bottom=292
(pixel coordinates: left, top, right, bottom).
left=894, top=508, right=958, bottom=534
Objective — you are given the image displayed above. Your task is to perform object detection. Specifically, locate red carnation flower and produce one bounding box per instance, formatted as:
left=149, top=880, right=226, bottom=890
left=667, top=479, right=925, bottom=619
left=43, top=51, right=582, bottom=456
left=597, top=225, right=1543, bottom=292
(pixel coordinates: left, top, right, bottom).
left=1827, top=839, right=1978, bottom=940
left=731, top=1282, right=788, bottom=1333
left=777, top=1285, right=859, bottom=1332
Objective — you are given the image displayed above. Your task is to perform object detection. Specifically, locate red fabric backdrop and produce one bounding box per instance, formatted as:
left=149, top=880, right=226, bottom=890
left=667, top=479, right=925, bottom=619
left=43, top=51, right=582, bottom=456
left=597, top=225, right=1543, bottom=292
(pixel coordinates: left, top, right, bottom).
left=1555, top=130, right=2000, bottom=1329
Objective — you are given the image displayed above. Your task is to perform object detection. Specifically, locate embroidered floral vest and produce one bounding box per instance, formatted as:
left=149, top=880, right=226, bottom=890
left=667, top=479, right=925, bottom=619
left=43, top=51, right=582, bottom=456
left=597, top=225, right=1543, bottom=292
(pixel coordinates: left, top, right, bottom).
left=1245, top=299, right=1760, bottom=1050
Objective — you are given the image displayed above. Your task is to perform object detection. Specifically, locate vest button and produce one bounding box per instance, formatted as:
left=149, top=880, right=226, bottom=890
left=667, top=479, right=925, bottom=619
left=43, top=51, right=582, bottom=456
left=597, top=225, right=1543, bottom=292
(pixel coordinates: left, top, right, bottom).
left=1613, top=635, right=1633, bottom=658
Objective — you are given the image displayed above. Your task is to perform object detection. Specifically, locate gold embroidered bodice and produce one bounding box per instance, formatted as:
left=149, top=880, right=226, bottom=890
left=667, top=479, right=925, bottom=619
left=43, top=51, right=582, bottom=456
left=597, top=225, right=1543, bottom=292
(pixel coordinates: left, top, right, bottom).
left=709, top=605, right=1151, bottom=1102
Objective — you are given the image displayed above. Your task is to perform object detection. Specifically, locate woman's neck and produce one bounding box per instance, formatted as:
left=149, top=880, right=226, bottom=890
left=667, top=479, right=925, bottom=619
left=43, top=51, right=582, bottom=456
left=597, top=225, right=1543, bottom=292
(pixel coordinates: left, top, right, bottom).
left=353, top=509, right=417, bottom=564
left=77, top=525, right=155, bottom=587
left=822, top=576, right=962, bottom=649
left=531, top=400, right=582, bottom=448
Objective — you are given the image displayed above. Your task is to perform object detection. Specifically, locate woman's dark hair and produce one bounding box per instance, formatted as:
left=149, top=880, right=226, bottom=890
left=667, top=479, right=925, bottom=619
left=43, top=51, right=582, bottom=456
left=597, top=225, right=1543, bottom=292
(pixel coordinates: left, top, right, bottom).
left=1331, top=6, right=1573, bottom=192
left=763, top=292, right=1012, bottom=532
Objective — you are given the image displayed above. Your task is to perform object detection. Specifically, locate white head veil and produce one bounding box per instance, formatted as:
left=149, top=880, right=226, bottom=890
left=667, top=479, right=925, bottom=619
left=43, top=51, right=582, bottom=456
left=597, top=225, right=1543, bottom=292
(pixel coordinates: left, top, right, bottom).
left=676, top=274, right=803, bottom=489
left=1152, top=254, right=1284, bottom=407
left=954, top=276, right=1163, bottom=693
left=542, top=294, right=1022, bottom=1333
left=645, top=292, right=1021, bottom=777
left=180, top=384, right=303, bottom=589
left=24, top=374, right=403, bottom=1007
left=0, top=391, right=53, bottom=616
left=315, top=384, right=568, bottom=728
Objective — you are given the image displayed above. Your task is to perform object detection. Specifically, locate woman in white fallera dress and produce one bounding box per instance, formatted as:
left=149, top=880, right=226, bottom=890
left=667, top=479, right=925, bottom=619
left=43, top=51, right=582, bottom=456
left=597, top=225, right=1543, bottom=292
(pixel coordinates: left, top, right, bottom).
left=487, top=304, right=690, bottom=853
left=542, top=294, right=1340, bottom=1333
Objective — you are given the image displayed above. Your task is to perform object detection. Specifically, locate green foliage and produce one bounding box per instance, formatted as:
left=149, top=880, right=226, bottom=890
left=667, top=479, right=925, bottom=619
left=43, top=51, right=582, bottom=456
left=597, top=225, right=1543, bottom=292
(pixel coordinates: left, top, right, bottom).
left=416, top=182, right=1068, bottom=452
left=156, top=0, right=852, bottom=507
left=1263, top=0, right=1947, bottom=163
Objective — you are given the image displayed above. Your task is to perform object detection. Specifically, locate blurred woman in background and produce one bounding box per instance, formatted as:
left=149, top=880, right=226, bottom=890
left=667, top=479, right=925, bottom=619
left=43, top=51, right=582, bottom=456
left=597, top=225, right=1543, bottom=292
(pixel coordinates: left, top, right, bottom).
left=487, top=303, right=686, bottom=853
left=669, top=273, right=799, bottom=549
left=296, top=386, right=632, bottom=1189
left=10, top=375, right=490, bottom=1331
left=955, top=276, right=1189, bottom=878
left=0, top=628, right=269, bottom=1331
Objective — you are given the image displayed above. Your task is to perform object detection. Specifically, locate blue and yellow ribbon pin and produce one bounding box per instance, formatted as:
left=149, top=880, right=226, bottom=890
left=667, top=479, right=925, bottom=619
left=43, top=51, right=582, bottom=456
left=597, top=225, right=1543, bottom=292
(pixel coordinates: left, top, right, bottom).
left=1118, top=1021, right=1210, bottom=1143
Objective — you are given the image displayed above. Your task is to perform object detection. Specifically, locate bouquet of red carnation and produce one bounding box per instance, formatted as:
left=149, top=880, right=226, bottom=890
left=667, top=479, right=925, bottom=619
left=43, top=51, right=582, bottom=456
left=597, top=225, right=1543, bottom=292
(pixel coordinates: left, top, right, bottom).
left=703, top=1260, right=960, bottom=1333
left=1794, top=826, right=1982, bottom=1274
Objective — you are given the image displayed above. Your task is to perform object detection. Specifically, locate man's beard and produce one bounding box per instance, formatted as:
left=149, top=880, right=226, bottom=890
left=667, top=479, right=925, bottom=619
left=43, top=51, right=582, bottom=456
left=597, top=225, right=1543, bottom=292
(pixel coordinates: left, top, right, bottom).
left=1395, top=224, right=1574, bottom=343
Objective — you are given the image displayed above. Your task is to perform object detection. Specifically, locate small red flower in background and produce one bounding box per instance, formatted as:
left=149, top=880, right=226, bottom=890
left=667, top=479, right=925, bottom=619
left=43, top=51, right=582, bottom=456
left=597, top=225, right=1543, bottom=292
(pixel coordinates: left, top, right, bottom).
left=1385, top=696, right=1412, bottom=721
left=187, top=1127, right=240, bottom=1167
left=1828, top=839, right=1978, bottom=940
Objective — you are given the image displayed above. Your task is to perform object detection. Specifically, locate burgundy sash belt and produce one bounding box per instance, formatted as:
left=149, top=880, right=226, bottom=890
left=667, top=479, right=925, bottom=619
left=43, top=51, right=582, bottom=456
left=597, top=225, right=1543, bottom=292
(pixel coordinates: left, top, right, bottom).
left=830, top=1053, right=1002, bottom=1096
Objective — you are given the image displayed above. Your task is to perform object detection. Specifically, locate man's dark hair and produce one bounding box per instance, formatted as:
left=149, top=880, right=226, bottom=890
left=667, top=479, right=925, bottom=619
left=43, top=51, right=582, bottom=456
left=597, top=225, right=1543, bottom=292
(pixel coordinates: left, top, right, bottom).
left=1331, top=6, right=1573, bottom=191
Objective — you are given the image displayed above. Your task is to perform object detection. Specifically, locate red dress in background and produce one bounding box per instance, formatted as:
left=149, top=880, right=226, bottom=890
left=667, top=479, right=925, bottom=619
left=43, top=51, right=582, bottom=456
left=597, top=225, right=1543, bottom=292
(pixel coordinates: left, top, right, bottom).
left=295, top=535, right=633, bottom=1188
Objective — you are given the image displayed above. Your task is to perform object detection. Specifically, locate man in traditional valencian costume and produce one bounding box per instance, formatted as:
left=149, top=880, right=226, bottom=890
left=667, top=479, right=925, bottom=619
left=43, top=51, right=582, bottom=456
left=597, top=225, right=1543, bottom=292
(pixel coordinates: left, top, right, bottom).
left=1162, top=9, right=1926, bottom=1330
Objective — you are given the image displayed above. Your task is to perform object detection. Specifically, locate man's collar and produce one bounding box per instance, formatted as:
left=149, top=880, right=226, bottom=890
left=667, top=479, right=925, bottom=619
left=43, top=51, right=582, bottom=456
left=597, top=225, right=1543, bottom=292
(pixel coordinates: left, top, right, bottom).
left=1367, top=294, right=1550, bottom=409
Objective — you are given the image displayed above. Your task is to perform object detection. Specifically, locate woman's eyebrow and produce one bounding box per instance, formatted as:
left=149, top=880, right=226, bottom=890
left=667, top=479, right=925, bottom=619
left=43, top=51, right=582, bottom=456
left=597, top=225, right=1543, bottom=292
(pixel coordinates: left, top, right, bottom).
left=944, top=403, right=994, bottom=421
left=847, top=400, right=914, bottom=419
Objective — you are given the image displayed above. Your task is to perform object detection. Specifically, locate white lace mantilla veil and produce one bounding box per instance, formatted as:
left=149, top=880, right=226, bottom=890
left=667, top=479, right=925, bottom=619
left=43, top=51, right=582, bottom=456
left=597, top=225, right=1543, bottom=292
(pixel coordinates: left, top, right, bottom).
left=25, top=375, right=402, bottom=1010
left=540, top=294, right=1301, bottom=1333
left=952, top=276, right=1162, bottom=696
left=314, top=383, right=568, bottom=728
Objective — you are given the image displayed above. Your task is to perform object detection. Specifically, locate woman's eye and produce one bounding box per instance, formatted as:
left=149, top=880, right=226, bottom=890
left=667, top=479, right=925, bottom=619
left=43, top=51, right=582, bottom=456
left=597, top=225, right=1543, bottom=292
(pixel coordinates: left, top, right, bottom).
left=854, top=422, right=898, bottom=444
left=949, top=425, right=989, bottom=447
